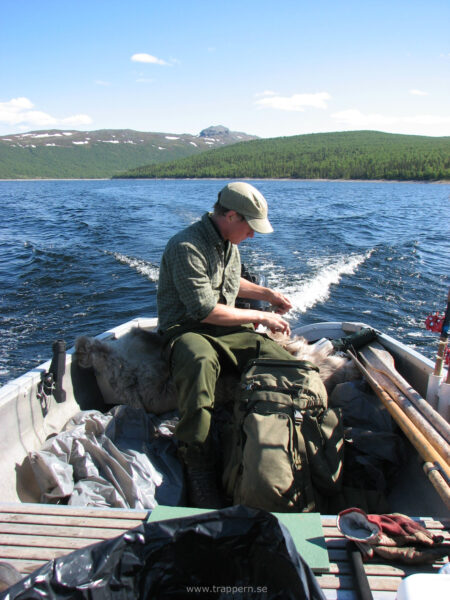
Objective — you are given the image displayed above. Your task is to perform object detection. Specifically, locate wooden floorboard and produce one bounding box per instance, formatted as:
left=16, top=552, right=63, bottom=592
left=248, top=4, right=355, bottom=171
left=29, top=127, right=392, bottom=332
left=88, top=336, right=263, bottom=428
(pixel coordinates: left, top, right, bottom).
left=0, top=511, right=144, bottom=530
left=0, top=521, right=130, bottom=539
left=0, top=503, right=148, bottom=520
left=0, top=503, right=448, bottom=599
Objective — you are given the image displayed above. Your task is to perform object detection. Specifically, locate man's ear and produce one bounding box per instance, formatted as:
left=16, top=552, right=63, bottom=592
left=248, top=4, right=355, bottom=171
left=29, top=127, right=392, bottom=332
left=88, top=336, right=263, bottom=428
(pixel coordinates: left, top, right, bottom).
left=225, top=209, right=238, bottom=221
left=225, top=210, right=240, bottom=222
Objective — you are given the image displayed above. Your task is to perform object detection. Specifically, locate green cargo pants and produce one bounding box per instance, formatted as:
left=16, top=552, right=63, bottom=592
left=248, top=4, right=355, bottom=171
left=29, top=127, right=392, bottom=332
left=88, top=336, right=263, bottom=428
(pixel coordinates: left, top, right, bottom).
left=165, top=324, right=296, bottom=445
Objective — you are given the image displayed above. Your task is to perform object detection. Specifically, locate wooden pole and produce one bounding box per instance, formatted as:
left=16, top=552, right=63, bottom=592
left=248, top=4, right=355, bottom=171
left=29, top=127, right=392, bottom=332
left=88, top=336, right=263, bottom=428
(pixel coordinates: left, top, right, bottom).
left=359, top=343, right=450, bottom=444
left=423, top=462, right=450, bottom=511
left=348, top=351, right=450, bottom=491
left=359, top=354, right=450, bottom=465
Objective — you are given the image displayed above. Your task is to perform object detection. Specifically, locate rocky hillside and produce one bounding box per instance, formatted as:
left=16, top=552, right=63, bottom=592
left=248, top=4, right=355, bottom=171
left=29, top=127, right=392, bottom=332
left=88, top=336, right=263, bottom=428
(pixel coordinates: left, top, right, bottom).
left=0, top=126, right=257, bottom=179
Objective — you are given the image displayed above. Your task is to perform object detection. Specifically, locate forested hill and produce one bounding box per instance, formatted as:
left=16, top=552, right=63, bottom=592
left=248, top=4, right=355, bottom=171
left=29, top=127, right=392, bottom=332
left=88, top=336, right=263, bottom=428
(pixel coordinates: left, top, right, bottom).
left=115, top=131, right=450, bottom=181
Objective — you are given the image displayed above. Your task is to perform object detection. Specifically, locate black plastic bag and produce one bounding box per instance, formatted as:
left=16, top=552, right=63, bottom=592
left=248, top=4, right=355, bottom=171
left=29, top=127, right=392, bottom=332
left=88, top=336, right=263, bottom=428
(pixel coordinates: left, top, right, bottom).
left=1, top=505, right=325, bottom=599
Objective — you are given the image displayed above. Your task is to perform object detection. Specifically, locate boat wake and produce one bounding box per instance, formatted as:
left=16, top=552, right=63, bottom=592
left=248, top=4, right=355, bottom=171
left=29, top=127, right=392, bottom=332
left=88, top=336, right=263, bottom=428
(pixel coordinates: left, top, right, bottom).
left=279, top=250, right=374, bottom=316
left=107, top=252, right=160, bottom=283
left=107, top=248, right=373, bottom=319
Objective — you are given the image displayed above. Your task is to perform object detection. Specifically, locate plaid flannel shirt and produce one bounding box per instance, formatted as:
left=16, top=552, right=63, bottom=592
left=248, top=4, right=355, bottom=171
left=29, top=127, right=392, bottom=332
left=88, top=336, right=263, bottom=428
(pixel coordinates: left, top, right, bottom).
left=157, top=213, right=241, bottom=331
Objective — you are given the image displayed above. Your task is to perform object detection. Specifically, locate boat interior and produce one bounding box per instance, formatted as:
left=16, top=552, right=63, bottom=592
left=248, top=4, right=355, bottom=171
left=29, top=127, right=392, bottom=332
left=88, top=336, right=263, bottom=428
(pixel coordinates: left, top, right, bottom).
left=0, top=317, right=447, bottom=519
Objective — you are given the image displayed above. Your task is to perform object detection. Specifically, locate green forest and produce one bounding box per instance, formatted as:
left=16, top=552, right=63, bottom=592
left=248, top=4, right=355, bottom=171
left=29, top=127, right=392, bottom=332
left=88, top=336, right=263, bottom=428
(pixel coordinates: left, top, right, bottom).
left=116, top=131, right=450, bottom=181
left=0, top=137, right=203, bottom=179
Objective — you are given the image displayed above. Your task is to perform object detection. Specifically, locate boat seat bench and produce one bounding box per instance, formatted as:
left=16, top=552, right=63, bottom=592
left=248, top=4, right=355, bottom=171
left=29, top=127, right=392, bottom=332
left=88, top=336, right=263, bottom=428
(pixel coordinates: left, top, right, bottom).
left=0, top=503, right=448, bottom=599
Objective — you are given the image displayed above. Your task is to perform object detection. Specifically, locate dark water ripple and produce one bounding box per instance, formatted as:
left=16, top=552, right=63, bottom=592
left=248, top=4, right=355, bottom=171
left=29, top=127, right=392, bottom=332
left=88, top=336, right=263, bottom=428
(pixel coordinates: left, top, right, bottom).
left=0, top=179, right=449, bottom=384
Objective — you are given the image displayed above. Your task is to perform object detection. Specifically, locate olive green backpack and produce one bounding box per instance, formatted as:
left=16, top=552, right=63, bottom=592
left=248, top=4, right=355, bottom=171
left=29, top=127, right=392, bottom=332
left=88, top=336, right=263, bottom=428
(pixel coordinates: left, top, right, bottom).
left=222, top=358, right=344, bottom=512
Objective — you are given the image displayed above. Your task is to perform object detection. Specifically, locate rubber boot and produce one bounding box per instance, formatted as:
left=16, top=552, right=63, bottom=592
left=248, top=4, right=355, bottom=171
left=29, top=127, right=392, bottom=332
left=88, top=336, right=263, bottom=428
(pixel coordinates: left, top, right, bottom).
left=179, top=443, right=224, bottom=509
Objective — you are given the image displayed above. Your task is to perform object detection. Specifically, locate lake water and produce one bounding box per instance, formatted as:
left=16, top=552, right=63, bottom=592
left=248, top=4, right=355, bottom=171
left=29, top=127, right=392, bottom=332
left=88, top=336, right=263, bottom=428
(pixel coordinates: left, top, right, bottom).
left=1, top=179, right=449, bottom=385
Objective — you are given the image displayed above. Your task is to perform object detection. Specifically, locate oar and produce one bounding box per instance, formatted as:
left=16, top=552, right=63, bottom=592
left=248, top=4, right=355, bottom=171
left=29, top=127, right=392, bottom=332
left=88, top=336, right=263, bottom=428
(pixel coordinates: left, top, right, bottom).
left=348, top=350, right=450, bottom=504
left=359, top=342, right=450, bottom=445
left=423, top=462, right=450, bottom=510
left=358, top=351, right=450, bottom=465
left=427, top=288, right=450, bottom=408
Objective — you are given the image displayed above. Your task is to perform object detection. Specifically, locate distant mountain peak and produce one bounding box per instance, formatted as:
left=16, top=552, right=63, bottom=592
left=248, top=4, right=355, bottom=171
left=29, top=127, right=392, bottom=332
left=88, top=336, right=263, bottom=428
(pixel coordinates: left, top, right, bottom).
left=0, top=125, right=258, bottom=179
left=199, top=125, right=230, bottom=137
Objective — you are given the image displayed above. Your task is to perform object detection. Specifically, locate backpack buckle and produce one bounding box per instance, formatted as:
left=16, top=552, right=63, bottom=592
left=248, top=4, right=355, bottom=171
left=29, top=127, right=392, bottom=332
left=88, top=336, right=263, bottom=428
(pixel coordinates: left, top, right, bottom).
left=294, top=409, right=303, bottom=424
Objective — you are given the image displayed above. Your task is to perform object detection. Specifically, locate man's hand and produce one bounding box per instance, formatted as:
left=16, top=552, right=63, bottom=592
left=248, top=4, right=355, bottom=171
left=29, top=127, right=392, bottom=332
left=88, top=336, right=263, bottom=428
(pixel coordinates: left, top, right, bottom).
left=238, top=278, right=293, bottom=315
left=267, top=289, right=293, bottom=315
left=258, top=311, right=291, bottom=336
left=202, top=303, right=291, bottom=336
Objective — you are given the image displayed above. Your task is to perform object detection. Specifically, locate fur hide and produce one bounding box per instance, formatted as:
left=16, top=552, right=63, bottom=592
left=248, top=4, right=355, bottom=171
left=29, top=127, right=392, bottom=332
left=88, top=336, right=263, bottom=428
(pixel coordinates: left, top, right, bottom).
left=75, top=329, right=178, bottom=415
left=268, top=332, right=359, bottom=394
left=75, top=327, right=358, bottom=415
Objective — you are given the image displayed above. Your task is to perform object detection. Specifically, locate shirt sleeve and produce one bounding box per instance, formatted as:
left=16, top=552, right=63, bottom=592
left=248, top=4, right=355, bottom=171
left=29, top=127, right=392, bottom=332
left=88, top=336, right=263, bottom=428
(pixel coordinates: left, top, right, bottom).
left=171, top=241, right=217, bottom=321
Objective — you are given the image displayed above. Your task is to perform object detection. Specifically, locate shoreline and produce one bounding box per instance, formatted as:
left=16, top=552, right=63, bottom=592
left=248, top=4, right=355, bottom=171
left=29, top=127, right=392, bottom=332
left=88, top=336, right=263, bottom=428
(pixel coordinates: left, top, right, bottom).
left=1, top=177, right=449, bottom=184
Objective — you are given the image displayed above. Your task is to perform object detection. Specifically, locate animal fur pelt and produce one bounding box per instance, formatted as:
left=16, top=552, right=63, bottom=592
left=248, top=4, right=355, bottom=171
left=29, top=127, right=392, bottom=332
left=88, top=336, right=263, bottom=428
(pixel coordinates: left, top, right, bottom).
left=75, top=329, right=178, bottom=415
left=75, top=327, right=358, bottom=415
left=268, top=331, right=359, bottom=394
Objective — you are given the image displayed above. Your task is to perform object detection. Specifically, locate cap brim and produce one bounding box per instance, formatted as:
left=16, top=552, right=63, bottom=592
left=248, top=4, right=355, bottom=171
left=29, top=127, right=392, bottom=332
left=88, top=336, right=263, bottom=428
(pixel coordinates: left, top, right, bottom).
left=246, top=216, right=274, bottom=234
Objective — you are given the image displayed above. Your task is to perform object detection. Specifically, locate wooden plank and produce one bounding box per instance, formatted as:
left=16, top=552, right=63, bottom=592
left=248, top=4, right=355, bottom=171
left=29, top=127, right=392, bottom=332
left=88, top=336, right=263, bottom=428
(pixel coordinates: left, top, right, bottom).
left=420, top=517, right=450, bottom=529
left=316, top=574, right=404, bottom=592
left=315, top=574, right=354, bottom=590
left=0, top=505, right=151, bottom=580
left=0, top=546, right=68, bottom=561
left=0, top=503, right=148, bottom=521
left=1, top=560, right=45, bottom=576
left=1, top=534, right=104, bottom=550
left=321, top=516, right=337, bottom=527
left=0, top=512, right=144, bottom=530
left=0, top=521, right=128, bottom=539
left=322, top=527, right=345, bottom=537
left=326, top=561, right=438, bottom=577
left=0, top=505, right=447, bottom=597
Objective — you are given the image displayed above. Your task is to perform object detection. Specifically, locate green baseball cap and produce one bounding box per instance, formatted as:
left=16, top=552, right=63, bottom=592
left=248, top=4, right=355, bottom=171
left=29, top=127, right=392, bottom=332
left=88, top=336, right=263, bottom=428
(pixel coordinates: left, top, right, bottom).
left=218, top=182, right=273, bottom=233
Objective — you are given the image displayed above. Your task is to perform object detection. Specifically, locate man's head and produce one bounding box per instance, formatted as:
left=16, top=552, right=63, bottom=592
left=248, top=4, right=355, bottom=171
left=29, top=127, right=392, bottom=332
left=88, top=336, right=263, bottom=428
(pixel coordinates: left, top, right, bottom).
left=216, top=182, right=273, bottom=234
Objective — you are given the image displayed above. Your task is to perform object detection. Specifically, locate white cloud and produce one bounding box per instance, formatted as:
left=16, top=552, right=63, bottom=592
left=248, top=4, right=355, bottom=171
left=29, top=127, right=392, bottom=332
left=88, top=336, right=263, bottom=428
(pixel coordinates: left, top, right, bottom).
left=95, top=80, right=111, bottom=86
left=131, top=53, right=168, bottom=65
left=409, top=89, right=428, bottom=96
left=0, top=97, right=92, bottom=129
left=255, top=92, right=331, bottom=111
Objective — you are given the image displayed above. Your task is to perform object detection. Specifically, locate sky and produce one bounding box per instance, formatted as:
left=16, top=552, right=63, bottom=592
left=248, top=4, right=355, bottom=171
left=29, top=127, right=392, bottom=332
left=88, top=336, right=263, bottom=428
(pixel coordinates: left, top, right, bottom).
left=1, top=0, right=449, bottom=139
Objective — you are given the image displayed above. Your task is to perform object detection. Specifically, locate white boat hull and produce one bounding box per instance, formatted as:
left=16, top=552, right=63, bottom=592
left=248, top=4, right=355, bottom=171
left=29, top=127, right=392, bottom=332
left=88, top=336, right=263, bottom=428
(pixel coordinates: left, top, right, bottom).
left=0, top=318, right=447, bottom=517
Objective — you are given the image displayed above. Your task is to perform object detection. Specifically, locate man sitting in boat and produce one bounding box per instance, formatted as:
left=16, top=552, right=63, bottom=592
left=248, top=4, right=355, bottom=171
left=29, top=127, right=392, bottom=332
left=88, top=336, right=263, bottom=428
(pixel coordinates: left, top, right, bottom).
left=157, top=181, right=296, bottom=508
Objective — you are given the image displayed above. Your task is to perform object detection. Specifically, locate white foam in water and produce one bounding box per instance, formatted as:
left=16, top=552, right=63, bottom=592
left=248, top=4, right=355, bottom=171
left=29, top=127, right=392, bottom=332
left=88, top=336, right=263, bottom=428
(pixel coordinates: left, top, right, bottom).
left=109, top=249, right=370, bottom=316
left=282, top=250, right=373, bottom=315
left=110, top=252, right=160, bottom=282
